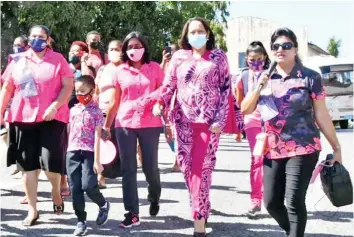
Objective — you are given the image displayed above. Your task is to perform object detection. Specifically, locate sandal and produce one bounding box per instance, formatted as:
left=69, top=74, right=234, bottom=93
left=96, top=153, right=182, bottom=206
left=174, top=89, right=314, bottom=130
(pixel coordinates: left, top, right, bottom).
left=22, top=212, right=39, bottom=226
left=53, top=198, right=64, bottom=215
left=98, top=183, right=107, bottom=189
left=20, top=196, right=28, bottom=204
left=11, top=169, right=20, bottom=175
left=60, top=188, right=71, bottom=197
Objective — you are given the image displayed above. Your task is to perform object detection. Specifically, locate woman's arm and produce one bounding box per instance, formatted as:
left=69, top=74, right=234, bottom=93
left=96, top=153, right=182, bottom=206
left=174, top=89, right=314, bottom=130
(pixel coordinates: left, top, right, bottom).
left=240, top=73, right=268, bottom=115
left=103, top=86, right=121, bottom=130
left=313, top=99, right=342, bottom=163
left=0, top=82, right=15, bottom=121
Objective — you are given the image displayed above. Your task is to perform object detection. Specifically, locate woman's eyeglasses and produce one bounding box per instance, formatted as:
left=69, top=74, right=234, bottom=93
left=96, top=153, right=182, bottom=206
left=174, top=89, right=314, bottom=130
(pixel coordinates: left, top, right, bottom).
left=271, top=42, right=294, bottom=51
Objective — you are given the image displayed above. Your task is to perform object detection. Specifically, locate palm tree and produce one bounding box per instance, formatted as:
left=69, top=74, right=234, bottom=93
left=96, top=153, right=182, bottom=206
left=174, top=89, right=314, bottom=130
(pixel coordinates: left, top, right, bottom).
left=327, top=37, right=341, bottom=57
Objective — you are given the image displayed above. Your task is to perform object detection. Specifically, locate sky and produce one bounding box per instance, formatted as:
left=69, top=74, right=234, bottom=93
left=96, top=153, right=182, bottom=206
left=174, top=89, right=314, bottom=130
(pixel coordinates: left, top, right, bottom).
left=228, top=0, right=354, bottom=60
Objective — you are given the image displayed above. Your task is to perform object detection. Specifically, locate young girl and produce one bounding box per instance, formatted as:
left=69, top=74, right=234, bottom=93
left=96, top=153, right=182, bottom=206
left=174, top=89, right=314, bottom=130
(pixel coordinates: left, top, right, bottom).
left=235, top=41, right=270, bottom=218
left=66, top=75, right=110, bottom=236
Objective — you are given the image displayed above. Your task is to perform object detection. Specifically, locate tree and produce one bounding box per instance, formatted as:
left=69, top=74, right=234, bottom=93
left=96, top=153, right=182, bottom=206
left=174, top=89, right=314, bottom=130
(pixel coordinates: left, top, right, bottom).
left=1, top=1, right=230, bottom=70
left=327, top=37, right=341, bottom=57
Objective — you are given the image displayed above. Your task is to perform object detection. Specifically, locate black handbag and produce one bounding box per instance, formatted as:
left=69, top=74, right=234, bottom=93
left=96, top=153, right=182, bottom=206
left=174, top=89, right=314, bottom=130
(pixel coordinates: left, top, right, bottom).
left=320, top=154, right=353, bottom=207
left=102, top=156, right=121, bottom=179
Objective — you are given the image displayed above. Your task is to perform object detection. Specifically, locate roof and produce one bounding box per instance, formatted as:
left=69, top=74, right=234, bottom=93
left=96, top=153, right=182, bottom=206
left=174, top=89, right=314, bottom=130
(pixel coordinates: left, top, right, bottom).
left=308, top=42, right=329, bottom=55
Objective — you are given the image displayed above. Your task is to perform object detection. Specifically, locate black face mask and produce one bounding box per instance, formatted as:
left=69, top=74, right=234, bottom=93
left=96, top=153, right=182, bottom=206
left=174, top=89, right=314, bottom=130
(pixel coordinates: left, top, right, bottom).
left=69, top=55, right=80, bottom=65
left=90, top=41, right=100, bottom=49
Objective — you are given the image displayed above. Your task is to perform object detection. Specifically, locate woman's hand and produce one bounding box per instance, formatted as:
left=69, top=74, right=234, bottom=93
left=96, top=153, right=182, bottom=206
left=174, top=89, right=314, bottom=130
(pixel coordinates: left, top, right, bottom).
left=210, top=124, right=222, bottom=134
left=331, top=148, right=343, bottom=164
left=164, top=126, right=174, bottom=143
left=42, top=106, right=57, bottom=121
left=257, top=72, right=270, bottom=90
left=152, top=103, right=163, bottom=116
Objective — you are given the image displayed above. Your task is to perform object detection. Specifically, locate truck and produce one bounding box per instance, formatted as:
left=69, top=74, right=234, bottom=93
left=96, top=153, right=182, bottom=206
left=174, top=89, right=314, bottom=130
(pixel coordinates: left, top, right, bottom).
left=303, top=55, right=353, bottom=129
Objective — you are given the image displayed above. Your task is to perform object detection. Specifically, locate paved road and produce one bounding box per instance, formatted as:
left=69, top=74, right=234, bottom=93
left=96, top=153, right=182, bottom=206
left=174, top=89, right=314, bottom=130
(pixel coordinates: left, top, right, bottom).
left=1, top=129, right=353, bottom=237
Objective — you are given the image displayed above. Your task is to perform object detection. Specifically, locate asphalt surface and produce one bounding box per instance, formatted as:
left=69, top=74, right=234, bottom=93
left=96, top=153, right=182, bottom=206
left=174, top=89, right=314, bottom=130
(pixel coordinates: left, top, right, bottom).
left=1, top=128, right=353, bottom=237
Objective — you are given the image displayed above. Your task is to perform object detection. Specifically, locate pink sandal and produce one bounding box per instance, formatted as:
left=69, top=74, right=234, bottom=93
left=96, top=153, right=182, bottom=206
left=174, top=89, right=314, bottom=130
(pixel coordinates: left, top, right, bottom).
left=60, top=188, right=71, bottom=197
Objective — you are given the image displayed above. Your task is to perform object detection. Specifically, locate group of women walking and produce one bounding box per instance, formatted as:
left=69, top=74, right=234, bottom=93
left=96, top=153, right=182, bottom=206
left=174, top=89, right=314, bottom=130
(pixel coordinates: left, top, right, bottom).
left=0, top=16, right=343, bottom=237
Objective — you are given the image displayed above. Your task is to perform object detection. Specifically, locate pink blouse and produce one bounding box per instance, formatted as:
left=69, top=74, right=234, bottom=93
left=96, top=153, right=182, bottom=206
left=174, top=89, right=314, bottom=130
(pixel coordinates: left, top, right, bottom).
left=2, top=49, right=74, bottom=123
left=111, top=62, right=164, bottom=128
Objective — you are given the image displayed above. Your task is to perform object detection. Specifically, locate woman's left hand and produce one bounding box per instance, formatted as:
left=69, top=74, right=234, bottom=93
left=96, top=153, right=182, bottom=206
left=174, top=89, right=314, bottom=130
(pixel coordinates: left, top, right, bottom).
left=42, top=106, right=57, bottom=121
left=210, top=124, right=222, bottom=134
left=164, top=126, right=174, bottom=143
left=331, top=149, right=343, bottom=164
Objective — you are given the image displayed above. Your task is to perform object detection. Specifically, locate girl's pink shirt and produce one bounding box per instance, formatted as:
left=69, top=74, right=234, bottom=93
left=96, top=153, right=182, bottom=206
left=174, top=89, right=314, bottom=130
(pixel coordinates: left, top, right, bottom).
left=2, top=49, right=74, bottom=123
left=111, top=61, right=164, bottom=129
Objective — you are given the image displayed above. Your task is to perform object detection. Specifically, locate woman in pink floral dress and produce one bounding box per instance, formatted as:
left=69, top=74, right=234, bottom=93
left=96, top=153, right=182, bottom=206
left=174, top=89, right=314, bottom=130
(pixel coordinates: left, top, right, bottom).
left=152, top=17, right=231, bottom=237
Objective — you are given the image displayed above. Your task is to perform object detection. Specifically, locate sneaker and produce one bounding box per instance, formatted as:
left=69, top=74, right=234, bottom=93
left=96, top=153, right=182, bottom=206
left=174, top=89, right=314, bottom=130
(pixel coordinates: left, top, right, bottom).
left=73, top=221, right=87, bottom=236
left=149, top=202, right=160, bottom=216
left=245, top=202, right=261, bottom=218
left=119, top=212, right=140, bottom=228
left=96, top=201, right=110, bottom=226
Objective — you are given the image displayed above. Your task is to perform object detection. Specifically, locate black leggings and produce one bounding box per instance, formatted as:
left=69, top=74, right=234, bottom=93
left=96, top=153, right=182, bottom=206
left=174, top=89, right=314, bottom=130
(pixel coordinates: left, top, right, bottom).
left=263, top=153, right=319, bottom=237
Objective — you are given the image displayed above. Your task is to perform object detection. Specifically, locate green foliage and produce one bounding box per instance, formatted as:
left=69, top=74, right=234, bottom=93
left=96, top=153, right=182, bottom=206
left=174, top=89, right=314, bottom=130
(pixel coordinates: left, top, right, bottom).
left=1, top=1, right=229, bottom=69
left=327, top=37, right=341, bottom=57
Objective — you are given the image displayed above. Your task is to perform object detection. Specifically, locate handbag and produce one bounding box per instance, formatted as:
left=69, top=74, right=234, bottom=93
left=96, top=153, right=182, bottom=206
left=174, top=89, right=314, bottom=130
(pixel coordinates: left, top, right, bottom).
left=320, top=154, right=353, bottom=207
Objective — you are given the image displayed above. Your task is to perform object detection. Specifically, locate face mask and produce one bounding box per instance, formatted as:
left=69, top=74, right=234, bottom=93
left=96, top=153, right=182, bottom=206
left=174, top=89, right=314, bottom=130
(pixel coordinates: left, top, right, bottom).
left=13, top=46, right=25, bottom=54
left=90, top=41, right=100, bottom=49
left=127, top=48, right=145, bottom=62
left=108, top=51, right=121, bottom=63
left=76, top=90, right=92, bottom=105
left=69, top=55, right=80, bottom=65
left=248, top=60, right=265, bottom=72
left=188, top=34, right=207, bottom=50
left=29, top=38, right=47, bottom=52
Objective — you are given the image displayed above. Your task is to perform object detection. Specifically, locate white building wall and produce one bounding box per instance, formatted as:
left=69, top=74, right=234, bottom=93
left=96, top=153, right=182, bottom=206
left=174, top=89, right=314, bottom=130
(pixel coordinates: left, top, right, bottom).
left=226, top=17, right=309, bottom=73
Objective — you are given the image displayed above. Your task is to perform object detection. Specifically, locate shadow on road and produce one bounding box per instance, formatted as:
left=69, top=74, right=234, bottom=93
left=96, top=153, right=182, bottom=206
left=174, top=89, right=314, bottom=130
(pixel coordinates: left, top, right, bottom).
left=1, top=207, right=353, bottom=237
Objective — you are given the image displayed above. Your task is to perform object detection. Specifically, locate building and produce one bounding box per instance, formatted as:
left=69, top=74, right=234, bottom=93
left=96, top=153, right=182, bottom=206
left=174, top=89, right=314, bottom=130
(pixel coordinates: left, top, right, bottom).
left=226, top=16, right=329, bottom=73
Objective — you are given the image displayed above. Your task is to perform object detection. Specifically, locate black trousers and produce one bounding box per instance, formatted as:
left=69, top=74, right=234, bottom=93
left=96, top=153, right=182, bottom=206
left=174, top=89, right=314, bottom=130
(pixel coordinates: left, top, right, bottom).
left=66, top=150, right=106, bottom=222
left=263, top=153, right=319, bottom=237
left=115, top=127, right=161, bottom=214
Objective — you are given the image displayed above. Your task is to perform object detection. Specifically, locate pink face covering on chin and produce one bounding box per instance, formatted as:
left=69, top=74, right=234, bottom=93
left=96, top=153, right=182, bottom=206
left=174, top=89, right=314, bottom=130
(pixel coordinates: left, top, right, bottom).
left=127, top=48, right=145, bottom=62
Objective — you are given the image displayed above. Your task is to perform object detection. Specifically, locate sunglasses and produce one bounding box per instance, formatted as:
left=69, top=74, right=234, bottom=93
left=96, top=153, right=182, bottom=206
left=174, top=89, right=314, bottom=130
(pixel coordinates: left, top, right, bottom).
left=271, top=42, right=294, bottom=51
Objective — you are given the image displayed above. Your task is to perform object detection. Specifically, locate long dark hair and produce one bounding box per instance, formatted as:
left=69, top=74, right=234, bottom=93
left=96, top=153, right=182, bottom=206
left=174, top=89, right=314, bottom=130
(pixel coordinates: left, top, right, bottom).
left=179, top=17, right=215, bottom=50
left=121, top=31, right=150, bottom=64
left=246, top=41, right=271, bottom=70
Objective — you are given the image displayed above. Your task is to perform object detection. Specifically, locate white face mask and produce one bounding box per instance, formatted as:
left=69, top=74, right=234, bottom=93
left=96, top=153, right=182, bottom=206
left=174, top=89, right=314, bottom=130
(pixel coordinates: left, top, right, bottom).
left=188, top=34, right=207, bottom=49
left=108, top=50, right=121, bottom=63
left=126, top=48, right=145, bottom=62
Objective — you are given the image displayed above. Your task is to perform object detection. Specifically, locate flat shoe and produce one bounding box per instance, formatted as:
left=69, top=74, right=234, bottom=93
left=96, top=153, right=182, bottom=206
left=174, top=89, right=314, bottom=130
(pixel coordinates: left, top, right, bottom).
left=22, top=213, right=39, bottom=226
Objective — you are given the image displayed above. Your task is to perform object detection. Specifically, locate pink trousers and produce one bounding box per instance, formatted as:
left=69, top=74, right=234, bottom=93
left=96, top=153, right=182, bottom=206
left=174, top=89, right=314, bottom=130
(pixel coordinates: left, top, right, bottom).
left=245, top=127, right=263, bottom=204
left=175, top=123, right=220, bottom=220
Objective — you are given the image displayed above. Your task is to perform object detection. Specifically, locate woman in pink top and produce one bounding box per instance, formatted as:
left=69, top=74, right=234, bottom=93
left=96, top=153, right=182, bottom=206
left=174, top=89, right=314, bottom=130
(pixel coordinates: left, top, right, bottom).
left=103, top=32, right=166, bottom=228
left=152, top=17, right=231, bottom=237
left=235, top=41, right=271, bottom=218
left=0, top=25, right=74, bottom=226
left=95, top=40, right=123, bottom=188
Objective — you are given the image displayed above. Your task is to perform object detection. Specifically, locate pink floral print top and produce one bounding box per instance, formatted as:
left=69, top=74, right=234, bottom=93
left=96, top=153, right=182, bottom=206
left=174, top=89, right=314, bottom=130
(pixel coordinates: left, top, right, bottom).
left=154, top=49, right=231, bottom=130
left=260, top=63, right=326, bottom=159
left=67, top=102, right=104, bottom=152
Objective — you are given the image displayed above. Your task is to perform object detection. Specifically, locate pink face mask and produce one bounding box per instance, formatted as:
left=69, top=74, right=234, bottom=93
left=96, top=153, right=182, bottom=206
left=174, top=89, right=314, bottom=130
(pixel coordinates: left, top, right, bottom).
left=126, top=48, right=145, bottom=62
